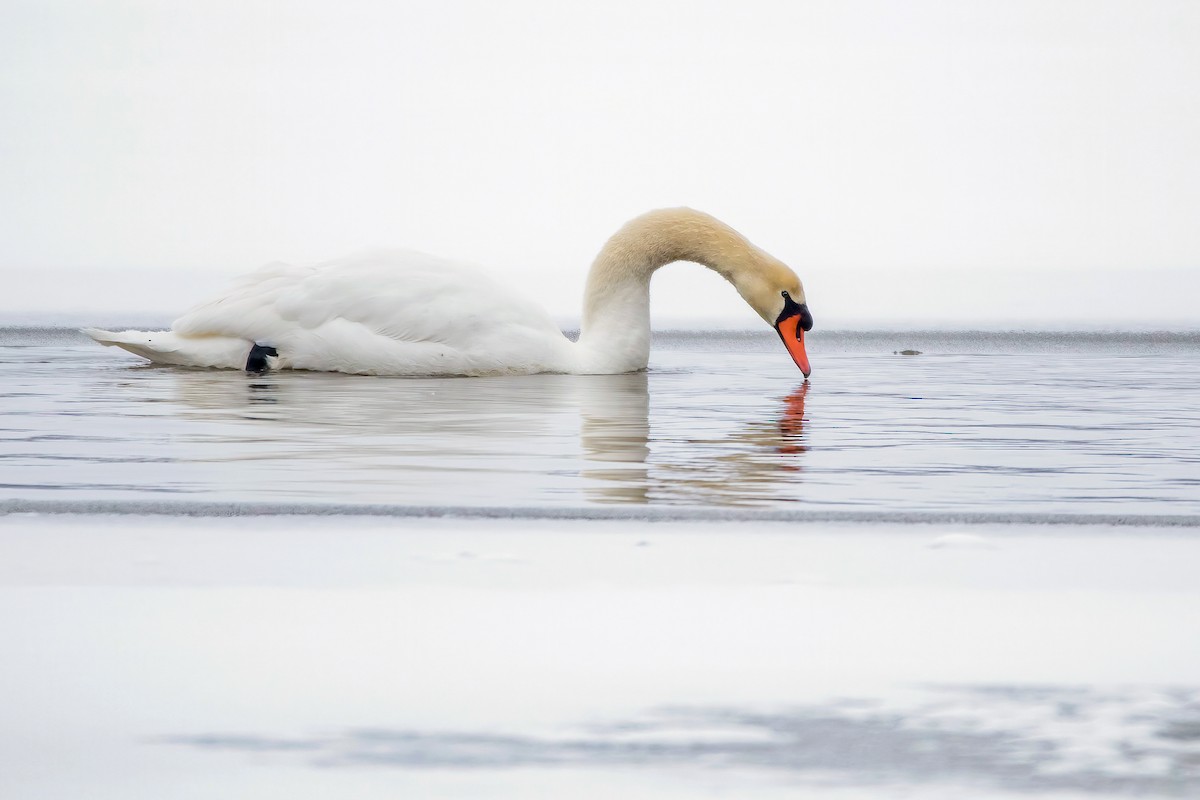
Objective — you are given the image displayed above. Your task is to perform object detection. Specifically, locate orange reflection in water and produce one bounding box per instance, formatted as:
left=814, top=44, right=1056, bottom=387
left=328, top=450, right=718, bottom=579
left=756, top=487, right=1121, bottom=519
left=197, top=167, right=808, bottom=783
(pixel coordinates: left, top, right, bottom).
left=777, top=381, right=809, bottom=457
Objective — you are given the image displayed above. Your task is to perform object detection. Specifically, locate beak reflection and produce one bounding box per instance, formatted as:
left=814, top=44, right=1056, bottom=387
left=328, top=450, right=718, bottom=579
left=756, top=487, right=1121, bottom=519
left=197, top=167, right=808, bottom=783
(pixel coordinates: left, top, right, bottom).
left=777, top=382, right=809, bottom=457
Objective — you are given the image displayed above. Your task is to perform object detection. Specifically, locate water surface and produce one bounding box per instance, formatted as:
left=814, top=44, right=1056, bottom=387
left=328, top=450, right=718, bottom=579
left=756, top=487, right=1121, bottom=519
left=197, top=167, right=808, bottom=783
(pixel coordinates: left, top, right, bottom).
left=2, top=328, right=1198, bottom=517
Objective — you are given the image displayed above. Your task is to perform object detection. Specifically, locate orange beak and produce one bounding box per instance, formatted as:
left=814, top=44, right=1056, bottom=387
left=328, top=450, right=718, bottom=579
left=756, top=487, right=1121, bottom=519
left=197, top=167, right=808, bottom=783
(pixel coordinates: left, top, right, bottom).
left=775, top=314, right=811, bottom=377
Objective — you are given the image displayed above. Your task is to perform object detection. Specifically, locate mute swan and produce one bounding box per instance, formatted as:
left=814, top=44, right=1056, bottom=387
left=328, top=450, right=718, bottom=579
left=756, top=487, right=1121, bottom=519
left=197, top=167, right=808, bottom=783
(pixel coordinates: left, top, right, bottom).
left=85, top=208, right=813, bottom=377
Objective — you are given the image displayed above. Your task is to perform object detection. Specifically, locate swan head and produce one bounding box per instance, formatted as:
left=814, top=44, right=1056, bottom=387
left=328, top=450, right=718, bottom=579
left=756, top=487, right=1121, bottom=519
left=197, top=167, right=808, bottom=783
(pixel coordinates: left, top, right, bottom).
left=733, top=261, right=814, bottom=378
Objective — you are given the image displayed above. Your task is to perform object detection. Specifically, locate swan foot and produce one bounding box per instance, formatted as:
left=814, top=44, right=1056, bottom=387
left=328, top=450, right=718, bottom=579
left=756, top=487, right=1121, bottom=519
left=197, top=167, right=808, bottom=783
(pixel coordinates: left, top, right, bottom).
left=245, top=343, right=278, bottom=374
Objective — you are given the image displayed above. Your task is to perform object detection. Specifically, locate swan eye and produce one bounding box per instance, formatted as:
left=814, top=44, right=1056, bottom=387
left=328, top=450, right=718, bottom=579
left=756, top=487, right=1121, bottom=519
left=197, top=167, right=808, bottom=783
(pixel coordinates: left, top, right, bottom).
left=781, top=290, right=790, bottom=299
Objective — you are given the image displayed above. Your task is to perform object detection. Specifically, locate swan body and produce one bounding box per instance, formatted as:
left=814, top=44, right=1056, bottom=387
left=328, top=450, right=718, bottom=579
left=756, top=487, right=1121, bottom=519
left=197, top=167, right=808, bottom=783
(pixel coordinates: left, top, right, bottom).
left=86, top=209, right=813, bottom=376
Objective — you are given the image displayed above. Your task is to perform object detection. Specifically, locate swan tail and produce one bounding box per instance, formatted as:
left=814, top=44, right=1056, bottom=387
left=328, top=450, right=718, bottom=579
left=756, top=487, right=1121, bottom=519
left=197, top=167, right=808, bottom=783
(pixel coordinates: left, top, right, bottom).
left=83, top=328, right=252, bottom=369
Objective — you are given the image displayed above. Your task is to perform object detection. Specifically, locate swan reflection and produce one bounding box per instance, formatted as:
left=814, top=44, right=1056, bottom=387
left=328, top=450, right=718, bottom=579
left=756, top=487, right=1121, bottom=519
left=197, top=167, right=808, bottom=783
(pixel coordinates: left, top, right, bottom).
left=579, top=373, right=651, bottom=504
left=163, top=368, right=811, bottom=506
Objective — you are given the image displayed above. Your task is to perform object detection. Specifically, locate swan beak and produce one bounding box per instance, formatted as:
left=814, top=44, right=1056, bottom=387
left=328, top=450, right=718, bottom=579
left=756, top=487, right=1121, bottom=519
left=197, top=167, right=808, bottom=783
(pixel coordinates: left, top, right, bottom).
left=775, top=303, right=813, bottom=377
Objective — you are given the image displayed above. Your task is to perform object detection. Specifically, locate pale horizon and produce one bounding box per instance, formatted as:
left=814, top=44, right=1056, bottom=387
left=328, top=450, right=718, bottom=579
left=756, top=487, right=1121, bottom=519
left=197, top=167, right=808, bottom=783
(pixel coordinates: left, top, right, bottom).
left=2, top=0, right=1198, bottom=328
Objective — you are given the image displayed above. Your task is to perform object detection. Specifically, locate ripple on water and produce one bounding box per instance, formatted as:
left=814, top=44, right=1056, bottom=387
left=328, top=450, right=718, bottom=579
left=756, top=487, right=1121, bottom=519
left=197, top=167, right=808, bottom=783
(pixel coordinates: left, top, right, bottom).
left=1, top=330, right=1198, bottom=516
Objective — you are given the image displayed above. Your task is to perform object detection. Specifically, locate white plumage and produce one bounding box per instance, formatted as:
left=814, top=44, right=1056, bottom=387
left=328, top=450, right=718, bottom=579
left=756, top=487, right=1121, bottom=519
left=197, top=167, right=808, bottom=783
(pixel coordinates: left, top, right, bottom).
left=86, top=209, right=812, bottom=377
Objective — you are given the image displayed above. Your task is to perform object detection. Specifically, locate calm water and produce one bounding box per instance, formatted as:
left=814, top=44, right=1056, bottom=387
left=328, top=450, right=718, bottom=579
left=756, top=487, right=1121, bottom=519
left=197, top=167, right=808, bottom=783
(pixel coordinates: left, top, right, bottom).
left=3, top=327, right=1198, bottom=518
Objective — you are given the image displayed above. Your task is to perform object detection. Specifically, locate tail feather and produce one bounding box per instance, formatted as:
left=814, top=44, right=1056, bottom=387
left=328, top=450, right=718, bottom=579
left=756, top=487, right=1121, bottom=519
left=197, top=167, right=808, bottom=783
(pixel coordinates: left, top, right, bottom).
left=83, top=328, right=250, bottom=369
left=83, top=328, right=179, bottom=359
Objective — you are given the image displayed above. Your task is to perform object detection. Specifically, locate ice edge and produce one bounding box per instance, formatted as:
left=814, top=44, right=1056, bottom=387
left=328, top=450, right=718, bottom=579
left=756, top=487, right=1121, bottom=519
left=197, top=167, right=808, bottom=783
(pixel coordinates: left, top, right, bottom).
left=1, top=499, right=1198, bottom=528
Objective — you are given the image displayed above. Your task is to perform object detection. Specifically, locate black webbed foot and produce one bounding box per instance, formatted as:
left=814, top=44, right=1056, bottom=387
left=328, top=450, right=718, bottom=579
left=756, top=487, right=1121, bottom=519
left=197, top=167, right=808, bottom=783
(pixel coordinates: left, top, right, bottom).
left=245, top=343, right=278, bottom=374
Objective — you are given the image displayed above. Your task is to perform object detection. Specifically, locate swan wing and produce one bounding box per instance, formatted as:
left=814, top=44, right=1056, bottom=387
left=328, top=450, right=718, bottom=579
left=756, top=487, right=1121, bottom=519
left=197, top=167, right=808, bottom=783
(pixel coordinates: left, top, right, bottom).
left=171, top=250, right=570, bottom=375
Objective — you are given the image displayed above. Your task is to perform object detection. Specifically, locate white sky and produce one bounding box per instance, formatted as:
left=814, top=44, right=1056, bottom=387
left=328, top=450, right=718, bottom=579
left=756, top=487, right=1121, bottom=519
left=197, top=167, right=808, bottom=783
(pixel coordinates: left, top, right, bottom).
left=1, top=0, right=1198, bottom=327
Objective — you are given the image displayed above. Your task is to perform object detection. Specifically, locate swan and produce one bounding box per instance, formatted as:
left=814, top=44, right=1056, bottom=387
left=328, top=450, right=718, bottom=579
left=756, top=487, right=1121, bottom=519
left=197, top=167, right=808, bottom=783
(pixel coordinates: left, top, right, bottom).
left=85, top=208, right=814, bottom=377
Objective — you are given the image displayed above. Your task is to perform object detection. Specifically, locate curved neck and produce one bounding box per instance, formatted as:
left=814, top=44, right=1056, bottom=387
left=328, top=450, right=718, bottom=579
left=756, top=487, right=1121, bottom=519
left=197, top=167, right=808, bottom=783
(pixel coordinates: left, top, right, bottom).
left=576, top=208, right=768, bottom=372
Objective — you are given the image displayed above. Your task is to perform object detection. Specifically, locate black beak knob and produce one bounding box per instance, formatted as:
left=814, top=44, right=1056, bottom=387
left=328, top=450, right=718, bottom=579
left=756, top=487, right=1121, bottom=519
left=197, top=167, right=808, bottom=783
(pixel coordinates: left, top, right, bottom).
left=797, top=303, right=814, bottom=332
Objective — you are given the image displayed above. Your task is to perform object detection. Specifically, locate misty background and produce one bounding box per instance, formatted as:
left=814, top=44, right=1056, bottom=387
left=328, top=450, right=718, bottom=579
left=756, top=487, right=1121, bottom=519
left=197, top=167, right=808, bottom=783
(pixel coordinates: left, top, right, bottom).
left=1, top=0, right=1197, bottom=329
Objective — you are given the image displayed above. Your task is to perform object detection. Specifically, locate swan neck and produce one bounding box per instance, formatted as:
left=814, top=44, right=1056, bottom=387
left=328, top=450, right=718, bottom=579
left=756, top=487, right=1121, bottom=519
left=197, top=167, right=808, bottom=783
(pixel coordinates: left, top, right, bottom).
left=575, top=209, right=765, bottom=372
